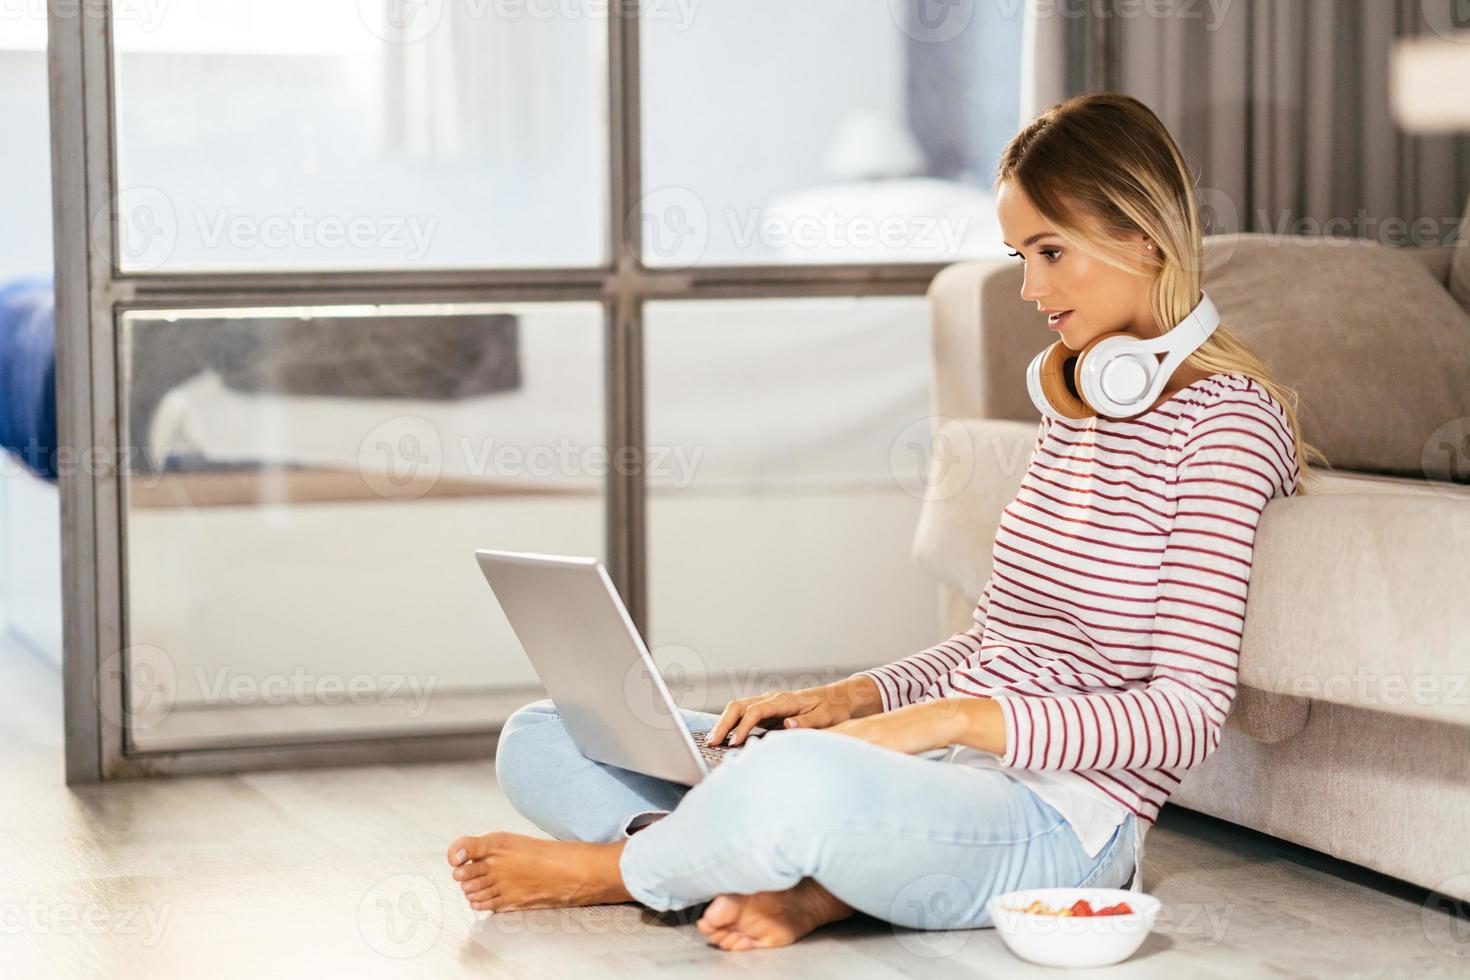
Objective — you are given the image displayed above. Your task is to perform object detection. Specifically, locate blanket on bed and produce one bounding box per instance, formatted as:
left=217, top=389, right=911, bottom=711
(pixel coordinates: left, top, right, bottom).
left=0, top=278, right=57, bottom=482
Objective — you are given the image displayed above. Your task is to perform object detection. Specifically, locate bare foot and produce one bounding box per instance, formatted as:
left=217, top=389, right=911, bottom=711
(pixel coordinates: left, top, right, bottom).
left=446, top=831, right=633, bottom=912
left=695, top=877, right=857, bottom=951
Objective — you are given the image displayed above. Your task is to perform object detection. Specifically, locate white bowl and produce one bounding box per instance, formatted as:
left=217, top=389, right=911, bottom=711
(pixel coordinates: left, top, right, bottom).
left=985, top=887, right=1161, bottom=968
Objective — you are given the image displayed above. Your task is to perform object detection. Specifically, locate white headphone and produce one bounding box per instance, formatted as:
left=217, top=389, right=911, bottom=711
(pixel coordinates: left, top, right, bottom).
left=1025, top=290, right=1221, bottom=422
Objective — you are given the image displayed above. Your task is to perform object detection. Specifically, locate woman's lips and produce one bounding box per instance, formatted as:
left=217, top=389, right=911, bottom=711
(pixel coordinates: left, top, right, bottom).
left=1047, top=310, right=1073, bottom=330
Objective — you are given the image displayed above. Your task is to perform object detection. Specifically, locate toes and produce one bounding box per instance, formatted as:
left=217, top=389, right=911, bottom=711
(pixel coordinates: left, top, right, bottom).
left=447, top=832, right=509, bottom=866
left=447, top=836, right=475, bottom=866
left=699, top=894, right=742, bottom=930
left=454, top=858, right=493, bottom=885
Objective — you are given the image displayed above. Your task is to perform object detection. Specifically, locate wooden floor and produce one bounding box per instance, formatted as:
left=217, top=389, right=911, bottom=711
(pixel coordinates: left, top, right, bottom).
left=1, top=632, right=1462, bottom=979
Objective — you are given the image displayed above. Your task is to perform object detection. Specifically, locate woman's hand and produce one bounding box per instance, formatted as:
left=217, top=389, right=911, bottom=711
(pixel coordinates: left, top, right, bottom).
left=705, top=675, right=883, bottom=747
left=827, top=698, right=1006, bottom=757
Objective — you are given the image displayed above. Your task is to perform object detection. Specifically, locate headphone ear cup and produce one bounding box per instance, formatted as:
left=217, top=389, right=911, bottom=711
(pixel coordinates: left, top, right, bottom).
left=1074, top=330, right=1150, bottom=419
left=1035, top=341, right=1093, bottom=419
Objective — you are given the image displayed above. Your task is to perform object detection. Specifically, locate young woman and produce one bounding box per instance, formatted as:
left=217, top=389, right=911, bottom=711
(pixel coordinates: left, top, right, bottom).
left=446, top=93, right=1329, bottom=952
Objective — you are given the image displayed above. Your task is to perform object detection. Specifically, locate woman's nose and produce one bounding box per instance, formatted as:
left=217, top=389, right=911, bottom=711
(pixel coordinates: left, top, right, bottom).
left=1020, top=270, right=1047, bottom=303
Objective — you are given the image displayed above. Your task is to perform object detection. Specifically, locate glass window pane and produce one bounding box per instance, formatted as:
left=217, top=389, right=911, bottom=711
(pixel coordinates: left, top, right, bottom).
left=111, top=1, right=607, bottom=271
left=118, top=302, right=604, bottom=749
left=641, top=0, right=1022, bottom=266
left=0, top=30, right=51, bottom=282
left=644, top=297, right=940, bottom=709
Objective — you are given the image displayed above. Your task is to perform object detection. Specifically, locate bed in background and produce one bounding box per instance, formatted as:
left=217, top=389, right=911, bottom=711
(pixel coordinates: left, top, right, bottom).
left=0, top=277, right=62, bottom=666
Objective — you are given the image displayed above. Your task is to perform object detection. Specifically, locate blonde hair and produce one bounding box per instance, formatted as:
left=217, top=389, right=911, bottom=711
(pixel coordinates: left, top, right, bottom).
left=996, top=92, right=1330, bottom=494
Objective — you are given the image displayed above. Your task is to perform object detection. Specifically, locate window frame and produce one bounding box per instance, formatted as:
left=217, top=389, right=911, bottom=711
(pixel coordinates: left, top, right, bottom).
left=50, top=1, right=1092, bottom=780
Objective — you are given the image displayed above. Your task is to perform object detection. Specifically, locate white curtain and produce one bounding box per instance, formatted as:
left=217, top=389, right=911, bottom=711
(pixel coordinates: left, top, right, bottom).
left=1113, top=0, right=1470, bottom=240
left=1019, top=0, right=1070, bottom=124
left=377, top=1, right=568, bottom=163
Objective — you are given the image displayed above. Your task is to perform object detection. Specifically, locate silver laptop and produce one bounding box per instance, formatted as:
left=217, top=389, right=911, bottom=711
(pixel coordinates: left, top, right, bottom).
left=475, top=549, right=772, bottom=785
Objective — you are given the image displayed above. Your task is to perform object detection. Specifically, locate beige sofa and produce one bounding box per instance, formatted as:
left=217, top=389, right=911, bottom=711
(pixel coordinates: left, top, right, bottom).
left=913, top=225, right=1470, bottom=900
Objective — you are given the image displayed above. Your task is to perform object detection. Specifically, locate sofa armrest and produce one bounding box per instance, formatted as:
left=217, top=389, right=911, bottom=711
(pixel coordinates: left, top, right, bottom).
left=927, top=260, right=1043, bottom=423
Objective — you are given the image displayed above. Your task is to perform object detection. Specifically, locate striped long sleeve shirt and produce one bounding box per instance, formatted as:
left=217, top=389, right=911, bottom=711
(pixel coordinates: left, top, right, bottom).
left=857, top=372, right=1299, bottom=829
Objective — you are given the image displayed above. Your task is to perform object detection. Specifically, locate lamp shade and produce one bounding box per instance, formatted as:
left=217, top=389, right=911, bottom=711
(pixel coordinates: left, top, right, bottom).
left=1391, top=34, right=1470, bottom=132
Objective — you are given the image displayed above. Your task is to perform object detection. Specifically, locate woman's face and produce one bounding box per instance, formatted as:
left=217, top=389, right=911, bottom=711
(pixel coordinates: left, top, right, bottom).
left=996, top=180, right=1156, bottom=351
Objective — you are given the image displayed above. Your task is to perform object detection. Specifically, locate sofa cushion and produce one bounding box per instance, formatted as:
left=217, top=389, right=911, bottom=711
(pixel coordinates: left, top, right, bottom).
left=1202, top=234, right=1470, bottom=483
left=1453, top=193, right=1470, bottom=312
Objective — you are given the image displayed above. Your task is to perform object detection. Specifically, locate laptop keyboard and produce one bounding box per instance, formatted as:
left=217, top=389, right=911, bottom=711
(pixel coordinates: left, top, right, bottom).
left=691, top=729, right=768, bottom=767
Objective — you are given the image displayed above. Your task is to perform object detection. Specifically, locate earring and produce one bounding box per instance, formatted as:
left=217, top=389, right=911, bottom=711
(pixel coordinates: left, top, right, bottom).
left=1146, top=244, right=1155, bottom=251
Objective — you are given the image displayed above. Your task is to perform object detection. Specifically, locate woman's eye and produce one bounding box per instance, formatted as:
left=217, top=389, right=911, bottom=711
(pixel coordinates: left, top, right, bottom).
left=1007, top=248, right=1061, bottom=263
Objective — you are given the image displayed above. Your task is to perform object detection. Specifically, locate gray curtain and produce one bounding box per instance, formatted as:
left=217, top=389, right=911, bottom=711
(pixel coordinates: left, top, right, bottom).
left=1112, top=0, right=1470, bottom=247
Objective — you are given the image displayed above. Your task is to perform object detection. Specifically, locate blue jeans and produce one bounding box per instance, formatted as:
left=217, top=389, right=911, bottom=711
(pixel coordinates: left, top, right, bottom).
left=494, top=698, right=1137, bottom=929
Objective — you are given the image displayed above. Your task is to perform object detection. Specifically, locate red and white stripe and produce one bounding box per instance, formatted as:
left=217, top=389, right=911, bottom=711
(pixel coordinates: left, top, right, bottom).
left=857, top=374, right=1299, bottom=825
